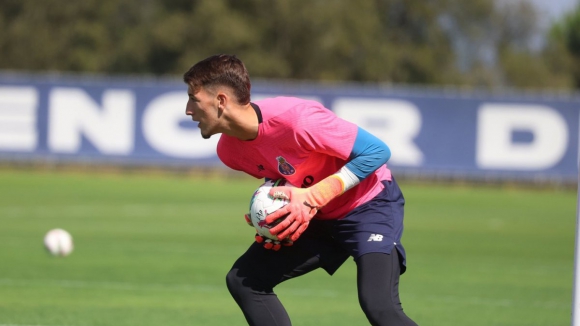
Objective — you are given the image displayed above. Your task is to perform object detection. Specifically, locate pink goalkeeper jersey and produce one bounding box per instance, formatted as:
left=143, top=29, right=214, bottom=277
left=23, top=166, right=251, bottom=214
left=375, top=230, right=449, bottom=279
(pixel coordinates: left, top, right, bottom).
left=217, top=97, right=392, bottom=220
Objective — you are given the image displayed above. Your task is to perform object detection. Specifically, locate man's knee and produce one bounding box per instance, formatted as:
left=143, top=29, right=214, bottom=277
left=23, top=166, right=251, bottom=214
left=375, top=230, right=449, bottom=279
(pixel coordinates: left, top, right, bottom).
left=359, top=294, right=402, bottom=323
left=226, top=267, right=271, bottom=297
left=225, top=268, right=245, bottom=297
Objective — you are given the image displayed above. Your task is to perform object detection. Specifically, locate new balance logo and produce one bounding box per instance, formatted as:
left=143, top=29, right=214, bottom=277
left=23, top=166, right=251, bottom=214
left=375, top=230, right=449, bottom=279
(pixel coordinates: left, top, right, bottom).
left=367, top=234, right=384, bottom=242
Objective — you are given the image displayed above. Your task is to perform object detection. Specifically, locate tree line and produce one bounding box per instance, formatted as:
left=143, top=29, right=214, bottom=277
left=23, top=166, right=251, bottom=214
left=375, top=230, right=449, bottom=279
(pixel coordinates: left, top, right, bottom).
left=1, top=0, right=579, bottom=90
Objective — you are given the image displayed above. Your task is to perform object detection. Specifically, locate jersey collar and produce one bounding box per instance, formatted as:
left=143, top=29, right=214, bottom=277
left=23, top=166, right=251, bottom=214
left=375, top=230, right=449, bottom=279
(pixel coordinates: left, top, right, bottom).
left=250, top=102, right=263, bottom=124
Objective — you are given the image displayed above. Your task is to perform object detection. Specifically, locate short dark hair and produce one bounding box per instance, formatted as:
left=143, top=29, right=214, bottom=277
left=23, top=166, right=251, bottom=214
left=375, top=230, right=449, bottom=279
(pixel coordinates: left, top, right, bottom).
left=183, top=54, right=251, bottom=105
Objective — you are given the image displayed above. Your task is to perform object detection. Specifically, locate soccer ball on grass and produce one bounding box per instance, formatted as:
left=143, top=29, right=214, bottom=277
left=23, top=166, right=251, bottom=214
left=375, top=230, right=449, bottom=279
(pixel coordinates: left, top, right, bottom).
left=44, top=228, right=74, bottom=257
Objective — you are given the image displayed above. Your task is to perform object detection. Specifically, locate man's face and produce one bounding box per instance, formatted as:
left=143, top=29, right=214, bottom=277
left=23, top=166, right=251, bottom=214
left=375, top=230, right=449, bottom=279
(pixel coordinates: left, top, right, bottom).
left=185, top=85, right=219, bottom=139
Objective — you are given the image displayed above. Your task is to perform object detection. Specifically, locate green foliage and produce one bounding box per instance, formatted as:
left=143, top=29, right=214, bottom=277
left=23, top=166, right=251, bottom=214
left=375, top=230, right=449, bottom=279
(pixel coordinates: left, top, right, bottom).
left=549, top=2, right=580, bottom=88
left=500, top=50, right=574, bottom=89
left=0, top=0, right=578, bottom=89
left=0, top=170, right=575, bottom=325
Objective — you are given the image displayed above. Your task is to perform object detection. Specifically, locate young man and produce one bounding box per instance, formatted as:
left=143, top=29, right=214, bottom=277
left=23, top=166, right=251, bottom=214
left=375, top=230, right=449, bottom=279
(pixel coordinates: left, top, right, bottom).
left=183, top=54, right=418, bottom=326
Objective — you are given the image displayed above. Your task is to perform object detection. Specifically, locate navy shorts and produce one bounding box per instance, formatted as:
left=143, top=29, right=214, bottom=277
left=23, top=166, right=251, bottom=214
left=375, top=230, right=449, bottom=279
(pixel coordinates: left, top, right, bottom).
left=294, top=177, right=407, bottom=275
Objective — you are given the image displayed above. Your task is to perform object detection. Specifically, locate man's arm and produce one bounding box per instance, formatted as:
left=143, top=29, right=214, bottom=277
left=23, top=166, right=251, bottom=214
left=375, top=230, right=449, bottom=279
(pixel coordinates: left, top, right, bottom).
left=267, top=126, right=391, bottom=241
left=340, top=126, right=391, bottom=189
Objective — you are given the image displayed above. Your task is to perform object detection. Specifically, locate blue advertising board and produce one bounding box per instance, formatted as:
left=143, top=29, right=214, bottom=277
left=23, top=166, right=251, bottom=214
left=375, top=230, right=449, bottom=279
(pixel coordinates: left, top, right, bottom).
left=0, top=73, right=578, bottom=182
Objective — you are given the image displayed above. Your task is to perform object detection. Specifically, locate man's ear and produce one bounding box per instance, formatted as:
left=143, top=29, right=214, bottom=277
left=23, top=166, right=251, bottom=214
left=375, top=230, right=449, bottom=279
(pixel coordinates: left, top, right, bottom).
left=217, top=92, right=227, bottom=109
left=215, top=92, right=228, bottom=118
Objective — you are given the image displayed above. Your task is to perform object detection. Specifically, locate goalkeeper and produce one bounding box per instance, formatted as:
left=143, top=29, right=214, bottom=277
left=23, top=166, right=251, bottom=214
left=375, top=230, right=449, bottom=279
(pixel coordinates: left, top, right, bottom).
left=183, top=54, right=418, bottom=326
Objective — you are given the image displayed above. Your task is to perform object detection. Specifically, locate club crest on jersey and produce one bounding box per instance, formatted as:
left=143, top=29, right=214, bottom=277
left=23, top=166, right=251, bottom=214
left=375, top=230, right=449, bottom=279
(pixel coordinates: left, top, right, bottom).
left=276, top=156, right=295, bottom=176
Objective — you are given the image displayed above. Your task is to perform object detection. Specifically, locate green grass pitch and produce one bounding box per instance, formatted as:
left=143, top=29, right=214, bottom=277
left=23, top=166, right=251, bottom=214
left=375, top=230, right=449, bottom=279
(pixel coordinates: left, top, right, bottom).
left=0, top=169, right=575, bottom=326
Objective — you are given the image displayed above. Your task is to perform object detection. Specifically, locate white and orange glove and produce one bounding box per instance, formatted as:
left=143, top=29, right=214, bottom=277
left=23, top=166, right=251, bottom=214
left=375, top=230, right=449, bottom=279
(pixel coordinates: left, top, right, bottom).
left=265, top=169, right=358, bottom=242
left=244, top=213, right=292, bottom=251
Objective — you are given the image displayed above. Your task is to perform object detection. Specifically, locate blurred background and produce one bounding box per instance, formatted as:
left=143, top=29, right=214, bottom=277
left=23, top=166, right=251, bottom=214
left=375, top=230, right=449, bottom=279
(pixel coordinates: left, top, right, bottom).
left=0, top=1, right=579, bottom=325
left=1, top=0, right=579, bottom=184
left=0, top=0, right=579, bottom=88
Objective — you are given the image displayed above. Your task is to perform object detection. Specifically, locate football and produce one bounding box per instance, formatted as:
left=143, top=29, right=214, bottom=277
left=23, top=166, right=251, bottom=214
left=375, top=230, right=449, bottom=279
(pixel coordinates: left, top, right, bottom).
left=249, top=179, right=293, bottom=240
left=44, top=228, right=74, bottom=257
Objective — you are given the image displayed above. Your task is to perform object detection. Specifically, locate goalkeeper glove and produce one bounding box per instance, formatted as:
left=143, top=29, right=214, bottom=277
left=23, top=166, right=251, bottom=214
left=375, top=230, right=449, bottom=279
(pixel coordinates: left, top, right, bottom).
left=254, top=234, right=293, bottom=251
left=265, top=175, right=345, bottom=242
left=244, top=213, right=293, bottom=250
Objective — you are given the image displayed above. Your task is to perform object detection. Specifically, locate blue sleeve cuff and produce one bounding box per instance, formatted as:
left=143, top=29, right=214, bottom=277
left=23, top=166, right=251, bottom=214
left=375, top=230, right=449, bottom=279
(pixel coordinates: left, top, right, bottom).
left=345, top=127, right=391, bottom=180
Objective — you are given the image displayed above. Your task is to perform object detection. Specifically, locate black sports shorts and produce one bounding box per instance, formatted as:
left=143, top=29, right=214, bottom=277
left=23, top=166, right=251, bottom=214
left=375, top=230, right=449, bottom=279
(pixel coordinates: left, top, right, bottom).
left=281, top=178, right=407, bottom=275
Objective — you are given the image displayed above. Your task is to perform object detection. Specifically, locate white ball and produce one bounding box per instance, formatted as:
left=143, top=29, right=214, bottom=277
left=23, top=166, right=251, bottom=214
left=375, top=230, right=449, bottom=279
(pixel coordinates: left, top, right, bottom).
left=249, top=179, right=293, bottom=240
left=44, top=228, right=74, bottom=257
